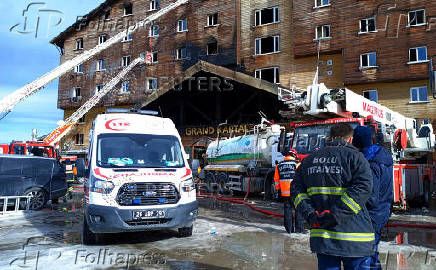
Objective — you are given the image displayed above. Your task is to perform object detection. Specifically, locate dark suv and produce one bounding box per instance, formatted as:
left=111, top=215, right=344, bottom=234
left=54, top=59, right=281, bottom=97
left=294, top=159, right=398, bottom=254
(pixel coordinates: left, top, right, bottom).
left=0, top=155, right=67, bottom=210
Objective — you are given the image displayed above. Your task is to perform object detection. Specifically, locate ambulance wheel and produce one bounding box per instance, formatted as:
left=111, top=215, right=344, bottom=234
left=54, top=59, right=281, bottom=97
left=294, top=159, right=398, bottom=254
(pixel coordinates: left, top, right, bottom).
left=82, top=218, right=104, bottom=245
left=178, top=225, right=193, bottom=237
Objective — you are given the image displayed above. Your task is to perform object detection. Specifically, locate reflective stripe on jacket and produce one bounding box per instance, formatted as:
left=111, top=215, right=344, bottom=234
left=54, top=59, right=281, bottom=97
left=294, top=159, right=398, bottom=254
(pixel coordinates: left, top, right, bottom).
left=291, top=139, right=375, bottom=257
left=274, top=156, right=299, bottom=197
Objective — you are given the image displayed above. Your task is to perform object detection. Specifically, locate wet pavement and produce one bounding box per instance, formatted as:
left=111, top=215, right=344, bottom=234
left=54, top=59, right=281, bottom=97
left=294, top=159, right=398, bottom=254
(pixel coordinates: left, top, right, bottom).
left=0, top=193, right=436, bottom=269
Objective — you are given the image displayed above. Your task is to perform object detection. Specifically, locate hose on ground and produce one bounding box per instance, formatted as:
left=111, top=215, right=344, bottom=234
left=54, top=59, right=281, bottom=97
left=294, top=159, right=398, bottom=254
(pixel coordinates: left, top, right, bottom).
left=197, top=193, right=436, bottom=229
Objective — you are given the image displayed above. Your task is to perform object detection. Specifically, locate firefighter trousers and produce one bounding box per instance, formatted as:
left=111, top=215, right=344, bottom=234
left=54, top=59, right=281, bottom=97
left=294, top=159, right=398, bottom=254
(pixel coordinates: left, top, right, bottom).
left=283, top=197, right=305, bottom=233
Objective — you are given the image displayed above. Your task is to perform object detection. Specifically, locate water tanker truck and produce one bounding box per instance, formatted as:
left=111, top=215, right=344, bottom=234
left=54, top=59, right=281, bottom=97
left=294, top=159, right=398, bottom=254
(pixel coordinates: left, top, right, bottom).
left=201, top=118, right=287, bottom=198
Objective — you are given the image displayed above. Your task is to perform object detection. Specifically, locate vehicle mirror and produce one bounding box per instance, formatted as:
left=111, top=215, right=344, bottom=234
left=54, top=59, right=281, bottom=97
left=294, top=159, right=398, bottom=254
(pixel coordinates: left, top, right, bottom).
left=278, top=130, right=287, bottom=155
left=75, top=158, right=86, bottom=177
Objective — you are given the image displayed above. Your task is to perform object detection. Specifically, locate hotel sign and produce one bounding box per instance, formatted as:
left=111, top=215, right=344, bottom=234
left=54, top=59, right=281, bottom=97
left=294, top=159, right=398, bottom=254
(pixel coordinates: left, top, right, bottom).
left=184, top=124, right=251, bottom=137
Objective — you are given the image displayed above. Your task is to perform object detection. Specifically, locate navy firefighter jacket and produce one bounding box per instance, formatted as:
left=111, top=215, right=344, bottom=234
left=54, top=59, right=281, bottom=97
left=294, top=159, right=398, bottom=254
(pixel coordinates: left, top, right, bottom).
left=291, top=139, right=375, bottom=257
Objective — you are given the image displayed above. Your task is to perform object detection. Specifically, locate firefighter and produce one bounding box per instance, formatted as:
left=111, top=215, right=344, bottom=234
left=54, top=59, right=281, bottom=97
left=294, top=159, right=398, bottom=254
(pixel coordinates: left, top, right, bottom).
left=292, top=123, right=375, bottom=269
left=63, top=159, right=75, bottom=200
left=274, top=149, right=304, bottom=233
left=353, top=126, right=393, bottom=270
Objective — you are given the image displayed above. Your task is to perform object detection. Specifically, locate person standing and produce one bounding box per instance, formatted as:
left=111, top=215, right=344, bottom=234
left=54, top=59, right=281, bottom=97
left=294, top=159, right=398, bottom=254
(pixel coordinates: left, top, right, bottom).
left=63, top=159, right=75, bottom=200
left=274, top=149, right=304, bottom=233
left=292, top=123, right=375, bottom=270
left=353, top=126, right=393, bottom=270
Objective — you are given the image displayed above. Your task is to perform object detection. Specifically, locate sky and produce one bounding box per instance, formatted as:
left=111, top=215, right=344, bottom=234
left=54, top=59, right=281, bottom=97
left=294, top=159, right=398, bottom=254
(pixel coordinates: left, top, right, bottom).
left=0, top=0, right=105, bottom=143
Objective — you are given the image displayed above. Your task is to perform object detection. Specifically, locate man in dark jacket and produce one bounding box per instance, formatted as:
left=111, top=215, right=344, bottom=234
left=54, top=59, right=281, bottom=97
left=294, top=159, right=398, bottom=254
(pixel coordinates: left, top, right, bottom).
left=353, top=126, right=393, bottom=270
left=292, top=123, right=375, bottom=270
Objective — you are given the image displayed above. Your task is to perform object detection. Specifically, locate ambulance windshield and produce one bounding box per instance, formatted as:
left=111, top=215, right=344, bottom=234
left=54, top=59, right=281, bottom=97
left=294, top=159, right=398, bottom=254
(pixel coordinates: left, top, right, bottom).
left=97, top=134, right=185, bottom=168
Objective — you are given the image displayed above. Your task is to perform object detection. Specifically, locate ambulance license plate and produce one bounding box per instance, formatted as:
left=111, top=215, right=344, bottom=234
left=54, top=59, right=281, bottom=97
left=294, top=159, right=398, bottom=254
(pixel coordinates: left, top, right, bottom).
left=132, top=210, right=165, bottom=220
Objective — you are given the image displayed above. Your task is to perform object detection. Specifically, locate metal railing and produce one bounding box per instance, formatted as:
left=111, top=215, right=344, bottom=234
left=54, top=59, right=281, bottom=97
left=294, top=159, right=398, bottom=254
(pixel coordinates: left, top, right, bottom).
left=0, top=195, right=31, bottom=215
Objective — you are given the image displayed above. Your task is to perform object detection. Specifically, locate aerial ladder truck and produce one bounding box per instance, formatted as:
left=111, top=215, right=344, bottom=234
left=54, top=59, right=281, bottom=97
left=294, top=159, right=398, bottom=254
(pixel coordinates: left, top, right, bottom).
left=0, top=0, right=189, bottom=148
left=278, top=83, right=436, bottom=210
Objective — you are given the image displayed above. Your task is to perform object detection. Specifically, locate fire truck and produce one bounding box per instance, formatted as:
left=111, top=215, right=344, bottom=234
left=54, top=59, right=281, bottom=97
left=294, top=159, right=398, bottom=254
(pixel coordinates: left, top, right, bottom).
left=0, top=141, right=59, bottom=159
left=202, top=83, right=434, bottom=210
left=278, top=83, right=435, bottom=210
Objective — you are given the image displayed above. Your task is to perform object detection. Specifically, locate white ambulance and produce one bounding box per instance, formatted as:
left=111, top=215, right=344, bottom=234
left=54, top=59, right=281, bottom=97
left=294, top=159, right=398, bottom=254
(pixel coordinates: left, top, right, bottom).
left=82, top=110, right=198, bottom=244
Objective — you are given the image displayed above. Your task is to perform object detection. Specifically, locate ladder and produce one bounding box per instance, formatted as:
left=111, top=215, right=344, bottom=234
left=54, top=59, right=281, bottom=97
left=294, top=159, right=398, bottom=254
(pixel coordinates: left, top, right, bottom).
left=0, top=0, right=189, bottom=117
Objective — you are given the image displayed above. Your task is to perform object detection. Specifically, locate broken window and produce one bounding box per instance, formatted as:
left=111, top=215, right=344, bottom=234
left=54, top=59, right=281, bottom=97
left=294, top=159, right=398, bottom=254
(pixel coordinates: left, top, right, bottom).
left=151, top=52, right=158, bottom=63
left=409, top=46, right=427, bottom=63
left=207, top=42, right=218, bottom=55
left=103, top=8, right=110, bottom=20
left=255, top=67, right=279, bottom=84
left=121, top=81, right=130, bottom=93
left=98, top=34, right=107, bottom=44
left=315, top=25, right=330, bottom=39
left=150, top=0, right=160, bottom=10
left=255, top=36, right=280, bottom=55
left=124, top=3, right=133, bottom=16
left=96, top=59, right=105, bottom=71
left=122, top=56, right=131, bottom=67
left=75, top=134, right=84, bottom=145
left=177, top=19, right=187, bottom=32
left=409, top=9, right=425, bottom=26
left=72, top=87, right=81, bottom=98
left=360, top=18, right=376, bottom=33
left=149, top=25, right=159, bottom=37
left=255, top=7, right=279, bottom=26
left=360, top=52, right=376, bottom=68
left=314, top=0, right=329, bottom=8
left=176, top=47, right=187, bottom=59
left=207, top=13, right=218, bottom=26
left=146, top=78, right=158, bottom=91
left=76, top=38, right=83, bottom=50
left=78, top=116, right=85, bottom=123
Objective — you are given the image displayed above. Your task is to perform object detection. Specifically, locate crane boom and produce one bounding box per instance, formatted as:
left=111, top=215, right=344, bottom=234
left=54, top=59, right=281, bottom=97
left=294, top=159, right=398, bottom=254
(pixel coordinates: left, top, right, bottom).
left=0, top=0, right=188, bottom=116
left=43, top=57, right=144, bottom=146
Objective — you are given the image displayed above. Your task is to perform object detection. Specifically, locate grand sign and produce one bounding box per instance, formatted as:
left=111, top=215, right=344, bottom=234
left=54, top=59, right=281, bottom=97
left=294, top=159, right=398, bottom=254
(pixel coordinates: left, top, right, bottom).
left=184, top=124, right=251, bottom=137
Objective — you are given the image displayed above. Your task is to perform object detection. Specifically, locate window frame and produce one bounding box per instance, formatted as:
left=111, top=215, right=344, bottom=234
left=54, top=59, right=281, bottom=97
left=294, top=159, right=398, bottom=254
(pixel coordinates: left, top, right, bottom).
left=360, top=52, right=377, bottom=69
left=146, top=78, right=158, bottom=91
left=255, top=35, right=280, bottom=55
left=255, top=6, right=280, bottom=27
left=122, top=33, right=133, bottom=42
left=121, top=81, right=130, bottom=94
left=72, top=87, right=82, bottom=98
left=122, top=55, right=131, bottom=67
left=207, top=42, right=218, bottom=55
left=408, top=46, right=428, bottom=64
left=123, top=3, right=133, bottom=16
left=149, top=0, right=160, bottom=11
left=359, top=17, right=377, bottom=34
left=149, top=25, right=159, bottom=37
left=408, top=9, right=426, bottom=27
left=75, top=38, right=83, bottom=50
left=151, top=51, right=158, bottom=63
left=254, top=67, right=280, bottom=84
left=207, top=13, right=219, bottom=27
left=314, top=0, right=330, bottom=9
left=177, top=19, right=188, bottom=32
left=315, top=25, right=331, bottom=40
left=96, top=59, right=105, bottom=71
left=74, top=64, right=83, bottom=74
left=98, top=34, right=107, bottom=44
left=410, top=86, right=429, bottom=103
left=175, top=47, right=187, bottom=60
left=363, top=89, right=378, bottom=103
left=75, top=134, right=84, bottom=145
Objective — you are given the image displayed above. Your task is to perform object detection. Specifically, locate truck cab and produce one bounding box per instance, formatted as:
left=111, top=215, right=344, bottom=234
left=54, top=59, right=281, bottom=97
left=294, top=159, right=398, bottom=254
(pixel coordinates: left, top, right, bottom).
left=82, top=111, right=198, bottom=244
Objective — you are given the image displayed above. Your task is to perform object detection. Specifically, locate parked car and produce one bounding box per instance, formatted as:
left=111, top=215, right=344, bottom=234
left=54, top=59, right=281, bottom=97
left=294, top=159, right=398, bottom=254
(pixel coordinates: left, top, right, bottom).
left=0, top=155, right=67, bottom=210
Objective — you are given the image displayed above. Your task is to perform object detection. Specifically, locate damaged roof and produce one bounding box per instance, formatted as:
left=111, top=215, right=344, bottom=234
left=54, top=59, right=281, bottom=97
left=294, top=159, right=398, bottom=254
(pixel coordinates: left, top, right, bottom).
left=50, top=0, right=118, bottom=47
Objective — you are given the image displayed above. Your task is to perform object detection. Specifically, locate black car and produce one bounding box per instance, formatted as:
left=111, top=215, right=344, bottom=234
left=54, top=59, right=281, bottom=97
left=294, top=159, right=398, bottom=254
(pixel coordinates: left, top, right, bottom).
left=0, top=155, right=67, bottom=210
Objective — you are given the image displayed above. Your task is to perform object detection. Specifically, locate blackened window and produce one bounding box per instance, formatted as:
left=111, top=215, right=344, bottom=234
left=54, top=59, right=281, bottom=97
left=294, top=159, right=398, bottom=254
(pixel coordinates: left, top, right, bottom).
left=75, top=134, right=84, bottom=145
left=207, top=42, right=218, bottom=55
left=255, top=7, right=279, bottom=26
left=124, top=3, right=133, bottom=16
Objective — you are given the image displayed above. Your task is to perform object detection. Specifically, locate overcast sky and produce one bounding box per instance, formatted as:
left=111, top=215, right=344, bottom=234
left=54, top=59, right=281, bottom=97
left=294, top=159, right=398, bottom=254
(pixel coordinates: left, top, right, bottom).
left=0, top=0, right=105, bottom=143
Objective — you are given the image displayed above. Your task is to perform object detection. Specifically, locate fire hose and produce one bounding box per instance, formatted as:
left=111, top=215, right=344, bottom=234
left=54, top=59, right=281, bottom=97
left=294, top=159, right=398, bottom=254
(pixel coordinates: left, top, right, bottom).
left=197, top=193, right=436, bottom=229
